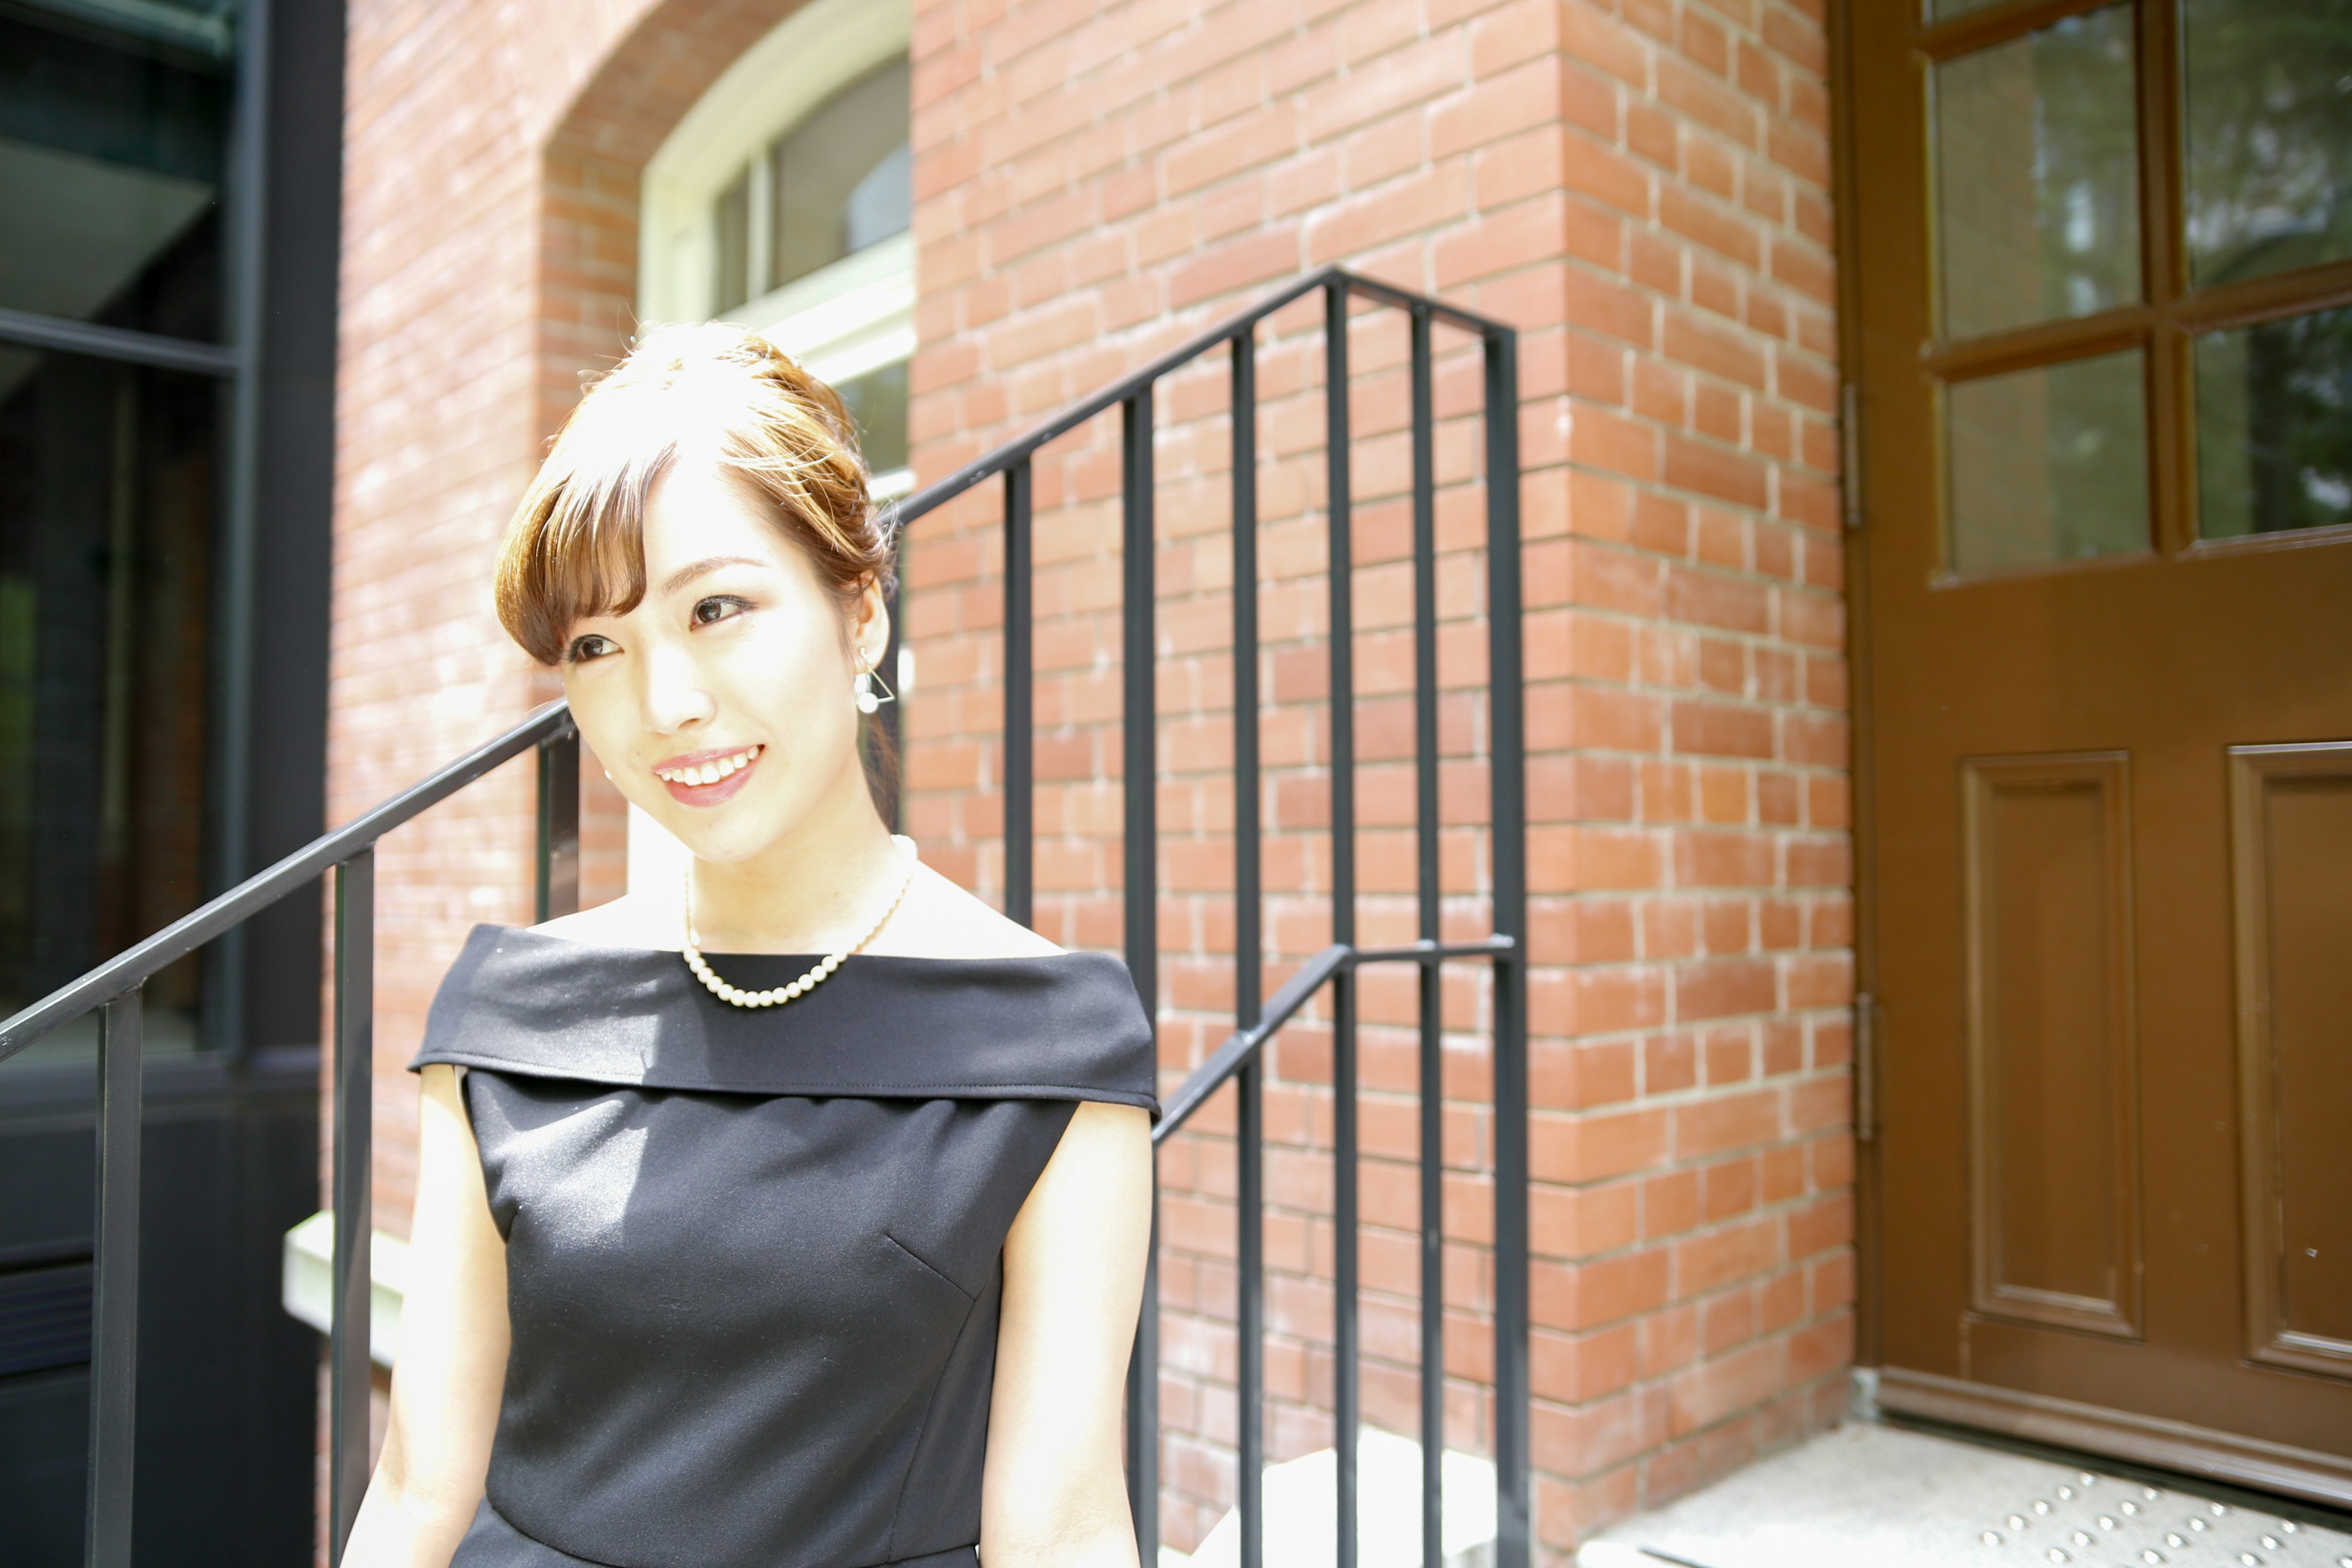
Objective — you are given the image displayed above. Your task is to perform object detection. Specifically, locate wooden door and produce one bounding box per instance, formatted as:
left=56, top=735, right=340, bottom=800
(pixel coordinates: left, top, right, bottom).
left=1849, top=0, right=2352, bottom=1502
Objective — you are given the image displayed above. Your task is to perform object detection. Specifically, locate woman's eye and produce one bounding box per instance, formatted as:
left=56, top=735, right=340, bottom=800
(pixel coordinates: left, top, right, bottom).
left=565, top=634, right=616, bottom=663
left=692, top=595, right=746, bottom=627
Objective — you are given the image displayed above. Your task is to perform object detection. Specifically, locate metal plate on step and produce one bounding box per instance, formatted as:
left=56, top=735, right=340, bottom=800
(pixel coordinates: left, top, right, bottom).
left=1974, top=1472, right=2339, bottom=1566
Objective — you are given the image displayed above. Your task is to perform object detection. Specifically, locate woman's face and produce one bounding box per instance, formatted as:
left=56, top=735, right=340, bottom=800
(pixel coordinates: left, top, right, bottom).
left=559, top=454, right=884, bottom=865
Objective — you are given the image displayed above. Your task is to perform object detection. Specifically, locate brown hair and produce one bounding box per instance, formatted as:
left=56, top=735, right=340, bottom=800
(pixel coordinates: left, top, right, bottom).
left=494, top=321, right=895, bottom=665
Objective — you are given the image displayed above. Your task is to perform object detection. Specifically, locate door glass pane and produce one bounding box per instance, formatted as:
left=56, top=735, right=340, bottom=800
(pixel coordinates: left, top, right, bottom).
left=2196, top=306, right=2352, bottom=538
left=2182, top=1, right=2352, bottom=287
left=1928, top=0, right=2008, bottom=20
left=1947, top=349, right=2150, bottom=573
left=770, top=57, right=910, bottom=293
left=0, top=347, right=218, bottom=1075
left=0, top=6, right=236, bottom=342
left=1935, top=6, right=2141, bottom=341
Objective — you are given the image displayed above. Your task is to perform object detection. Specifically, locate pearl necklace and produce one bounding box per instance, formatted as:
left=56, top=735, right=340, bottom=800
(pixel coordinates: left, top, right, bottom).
left=682, top=837, right=919, bottom=1009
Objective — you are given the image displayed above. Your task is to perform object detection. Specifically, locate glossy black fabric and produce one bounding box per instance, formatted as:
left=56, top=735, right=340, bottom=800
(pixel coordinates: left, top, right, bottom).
left=410, top=924, right=1156, bottom=1568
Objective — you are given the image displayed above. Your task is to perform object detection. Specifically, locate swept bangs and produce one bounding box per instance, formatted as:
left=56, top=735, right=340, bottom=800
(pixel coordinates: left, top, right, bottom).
left=495, top=323, right=895, bottom=665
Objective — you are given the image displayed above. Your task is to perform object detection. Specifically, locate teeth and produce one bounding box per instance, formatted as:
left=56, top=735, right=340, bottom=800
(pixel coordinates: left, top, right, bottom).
left=657, top=746, right=760, bottom=785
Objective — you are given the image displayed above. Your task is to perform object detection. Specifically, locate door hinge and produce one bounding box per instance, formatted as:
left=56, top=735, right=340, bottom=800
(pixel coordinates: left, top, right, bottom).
left=1841, top=381, right=1865, bottom=532
left=1853, top=990, right=1878, bottom=1143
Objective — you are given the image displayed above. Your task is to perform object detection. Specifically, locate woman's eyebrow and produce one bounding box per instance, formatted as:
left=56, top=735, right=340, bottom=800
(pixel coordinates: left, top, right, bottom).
left=658, top=554, right=770, bottom=596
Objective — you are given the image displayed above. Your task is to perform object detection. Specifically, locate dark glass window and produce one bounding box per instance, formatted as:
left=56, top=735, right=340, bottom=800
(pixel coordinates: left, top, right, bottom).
left=0, top=347, right=220, bottom=1061
left=709, top=55, right=911, bottom=311
left=771, top=58, right=911, bottom=290
left=2181, top=0, right=2352, bottom=287
left=836, top=360, right=908, bottom=477
left=714, top=163, right=753, bottom=315
left=1945, top=349, right=2151, bottom=573
left=0, top=5, right=238, bottom=342
left=2197, top=306, right=2352, bottom=539
left=1932, top=5, right=2141, bottom=339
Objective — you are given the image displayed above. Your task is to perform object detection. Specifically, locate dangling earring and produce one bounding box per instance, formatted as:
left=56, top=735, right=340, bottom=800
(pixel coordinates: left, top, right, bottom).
left=854, top=654, right=897, bottom=715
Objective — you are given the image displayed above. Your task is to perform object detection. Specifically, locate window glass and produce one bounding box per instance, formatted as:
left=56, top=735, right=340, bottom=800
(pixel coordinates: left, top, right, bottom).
left=1947, top=349, right=2150, bottom=573
left=0, top=6, right=236, bottom=341
left=2181, top=0, right=2352, bottom=287
left=714, top=165, right=753, bottom=314
left=771, top=58, right=911, bottom=291
left=708, top=56, right=911, bottom=311
left=2196, top=306, right=2352, bottom=539
left=836, top=360, right=908, bottom=480
left=1934, top=6, right=2140, bottom=341
left=0, top=347, right=219, bottom=1070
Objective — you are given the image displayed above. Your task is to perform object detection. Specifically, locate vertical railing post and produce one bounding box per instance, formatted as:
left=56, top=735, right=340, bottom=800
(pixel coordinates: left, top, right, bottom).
left=1409, top=303, right=1446, bottom=1568
left=1121, top=388, right=1161, bottom=1560
left=331, top=850, right=375, bottom=1564
left=85, top=987, right=143, bottom=1568
left=535, top=722, right=580, bottom=925
left=1482, top=323, right=1531, bottom=1568
left=1231, top=328, right=1265, bottom=1568
left=1004, top=460, right=1035, bottom=928
left=1324, top=279, right=1361, bottom=1568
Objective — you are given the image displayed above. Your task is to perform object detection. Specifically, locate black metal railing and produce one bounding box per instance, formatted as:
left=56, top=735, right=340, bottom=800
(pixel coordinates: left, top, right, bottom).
left=887, top=266, right=1528, bottom=1568
left=0, top=707, right=582, bottom=1567
left=0, top=265, right=1525, bottom=1568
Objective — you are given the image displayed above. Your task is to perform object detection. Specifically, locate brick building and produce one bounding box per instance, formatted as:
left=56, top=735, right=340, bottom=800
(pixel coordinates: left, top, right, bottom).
left=330, top=0, right=1850, bottom=1556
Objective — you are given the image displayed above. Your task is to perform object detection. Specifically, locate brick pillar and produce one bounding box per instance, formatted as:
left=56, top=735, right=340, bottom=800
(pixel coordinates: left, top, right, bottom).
left=907, top=0, right=1849, bottom=1555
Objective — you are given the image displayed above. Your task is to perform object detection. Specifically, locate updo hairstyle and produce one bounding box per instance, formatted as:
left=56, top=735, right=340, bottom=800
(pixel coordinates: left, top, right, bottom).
left=494, top=321, right=895, bottom=665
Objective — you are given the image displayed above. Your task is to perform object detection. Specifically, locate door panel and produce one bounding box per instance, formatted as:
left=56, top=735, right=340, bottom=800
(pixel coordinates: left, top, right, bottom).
left=1851, top=0, right=2352, bottom=1494
left=1962, top=754, right=2138, bottom=1338
left=2228, top=744, right=2352, bottom=1381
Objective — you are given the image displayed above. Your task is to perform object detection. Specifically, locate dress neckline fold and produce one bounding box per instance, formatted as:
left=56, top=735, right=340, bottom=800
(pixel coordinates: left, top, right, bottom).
left=408, top=922, right=1159, bottom=1117
left=475, top=920, right=1089, bottom=964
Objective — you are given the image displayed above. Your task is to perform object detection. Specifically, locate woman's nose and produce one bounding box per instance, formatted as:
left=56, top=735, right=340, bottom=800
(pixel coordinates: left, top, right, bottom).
left=638, top=640, right=717, bottom=734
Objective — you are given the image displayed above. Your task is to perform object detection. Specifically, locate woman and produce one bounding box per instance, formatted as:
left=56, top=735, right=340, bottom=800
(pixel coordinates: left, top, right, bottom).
left=344, top=325, right=1157, bottom=1568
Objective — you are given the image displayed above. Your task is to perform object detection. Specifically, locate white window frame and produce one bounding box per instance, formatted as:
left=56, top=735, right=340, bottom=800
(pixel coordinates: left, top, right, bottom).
left=639, top=0, right=913, bottom=500
left=629, top=0, right=914, bottom=900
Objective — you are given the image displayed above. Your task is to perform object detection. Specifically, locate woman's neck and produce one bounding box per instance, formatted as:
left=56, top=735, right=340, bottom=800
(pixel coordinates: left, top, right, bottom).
left=685, top=778, right=902, bottom=954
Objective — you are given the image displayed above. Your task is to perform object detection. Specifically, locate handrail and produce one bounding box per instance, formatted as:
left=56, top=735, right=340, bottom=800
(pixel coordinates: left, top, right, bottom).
left=1154, top=937, right=1516, bottom=1140
left=881, top=265, right=1511, bottom=532
left=0, top=701, right=576, bottom=1063
left=2, top=690, right=582, bottom=1568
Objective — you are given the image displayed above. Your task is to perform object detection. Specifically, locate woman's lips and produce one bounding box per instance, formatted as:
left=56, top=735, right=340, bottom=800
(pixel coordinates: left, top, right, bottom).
left=654, top=744, right=763, bottom=807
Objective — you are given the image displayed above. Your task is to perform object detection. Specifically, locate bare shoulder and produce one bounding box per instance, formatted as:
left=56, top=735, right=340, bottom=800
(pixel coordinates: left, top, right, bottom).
left=530, top=893, right=676, bottom=951
left=873, top=862, right=1063, bottom=959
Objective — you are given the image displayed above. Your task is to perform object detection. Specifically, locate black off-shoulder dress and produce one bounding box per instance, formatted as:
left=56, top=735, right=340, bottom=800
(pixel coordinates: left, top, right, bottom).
left=407, top=923, right=1158, bottom=1568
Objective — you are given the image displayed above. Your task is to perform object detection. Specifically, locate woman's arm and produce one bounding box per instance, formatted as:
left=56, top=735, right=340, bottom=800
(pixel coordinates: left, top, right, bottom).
left=341, top=1065, right=511, bottom=1568
left=981, top=1099, right=1154, bottom=1567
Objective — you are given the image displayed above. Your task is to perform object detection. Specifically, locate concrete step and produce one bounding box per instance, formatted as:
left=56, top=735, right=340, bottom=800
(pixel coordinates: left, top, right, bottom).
left=1164, top=1428, right=1498, bottom=1568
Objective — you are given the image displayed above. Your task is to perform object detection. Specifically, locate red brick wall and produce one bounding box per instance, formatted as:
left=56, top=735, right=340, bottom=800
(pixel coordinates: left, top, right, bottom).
left=903, top=0, right=1851, bottom=1554
left=1519, top=0, right=1853, bottom=1536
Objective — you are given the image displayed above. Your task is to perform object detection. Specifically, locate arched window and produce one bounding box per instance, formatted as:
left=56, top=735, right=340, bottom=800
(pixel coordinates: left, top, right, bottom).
left=640, top=0, right=913, bottom=496
left=712, top=58, right=910, bottom=312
